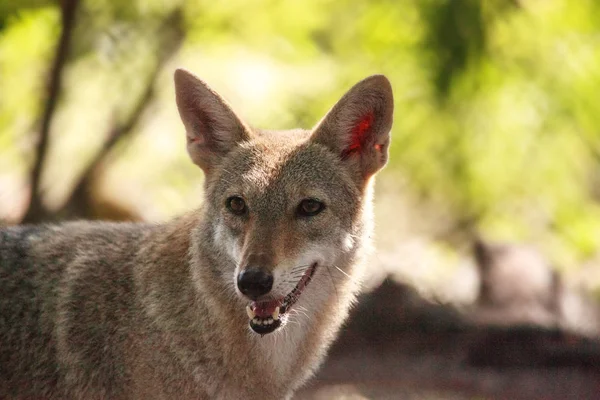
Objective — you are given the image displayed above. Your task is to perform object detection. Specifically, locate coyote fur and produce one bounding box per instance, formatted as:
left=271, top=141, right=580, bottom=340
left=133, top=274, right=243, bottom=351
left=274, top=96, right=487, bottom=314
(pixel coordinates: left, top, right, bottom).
left=0, top=69, right=394, bottom=399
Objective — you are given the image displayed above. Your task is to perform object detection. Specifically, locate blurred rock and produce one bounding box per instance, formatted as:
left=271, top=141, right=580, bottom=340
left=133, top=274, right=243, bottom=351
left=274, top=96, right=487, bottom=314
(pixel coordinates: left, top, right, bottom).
left=471, top=239, right=600, bottom=337
left=301, top=276, right=600, bottom=399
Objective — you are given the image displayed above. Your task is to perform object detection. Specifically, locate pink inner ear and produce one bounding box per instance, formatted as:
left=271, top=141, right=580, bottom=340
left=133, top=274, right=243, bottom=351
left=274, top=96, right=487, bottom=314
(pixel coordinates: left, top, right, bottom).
left=342, top=112, right=374, bottom=158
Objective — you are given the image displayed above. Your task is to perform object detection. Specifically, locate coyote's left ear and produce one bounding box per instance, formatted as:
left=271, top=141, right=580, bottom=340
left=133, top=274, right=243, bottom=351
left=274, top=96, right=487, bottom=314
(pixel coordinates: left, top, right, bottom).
left=174, top=68, right=252, bottom=176
left=310, top=75, right=393, bottom=182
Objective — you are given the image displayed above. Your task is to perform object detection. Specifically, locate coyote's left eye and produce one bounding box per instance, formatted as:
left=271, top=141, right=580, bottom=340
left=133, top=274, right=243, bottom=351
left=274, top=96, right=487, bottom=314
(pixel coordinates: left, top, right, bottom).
left=226, top=196, right=247, bottom=215
left=297, top=198, right=325, bottom=217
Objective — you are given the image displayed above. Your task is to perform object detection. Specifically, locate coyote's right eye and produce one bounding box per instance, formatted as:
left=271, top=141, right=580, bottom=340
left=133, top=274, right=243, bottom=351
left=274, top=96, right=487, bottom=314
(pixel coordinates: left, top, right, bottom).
left=226, top=196, right=247, bottom=215
left=297, top=198, right=325, bottom=217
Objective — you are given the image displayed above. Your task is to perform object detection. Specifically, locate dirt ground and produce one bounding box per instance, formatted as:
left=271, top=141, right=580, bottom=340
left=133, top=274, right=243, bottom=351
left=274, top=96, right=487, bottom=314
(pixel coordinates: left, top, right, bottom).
left=294, top=280, right=600, bottom=400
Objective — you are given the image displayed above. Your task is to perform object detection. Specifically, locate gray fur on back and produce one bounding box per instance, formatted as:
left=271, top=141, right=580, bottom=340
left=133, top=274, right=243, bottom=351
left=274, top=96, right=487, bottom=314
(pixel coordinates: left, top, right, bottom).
left=0, top=222, right=150, bottom=398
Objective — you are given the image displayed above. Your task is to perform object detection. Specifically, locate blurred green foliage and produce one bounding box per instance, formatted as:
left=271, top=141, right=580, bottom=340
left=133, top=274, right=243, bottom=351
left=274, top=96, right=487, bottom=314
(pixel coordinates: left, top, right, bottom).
left=1, top=0, right=600, bottom=268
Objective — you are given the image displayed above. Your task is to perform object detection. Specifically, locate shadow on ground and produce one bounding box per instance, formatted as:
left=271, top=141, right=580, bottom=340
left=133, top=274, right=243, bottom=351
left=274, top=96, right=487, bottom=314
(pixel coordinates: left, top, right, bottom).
left=296, top=279, right=600, bottom=400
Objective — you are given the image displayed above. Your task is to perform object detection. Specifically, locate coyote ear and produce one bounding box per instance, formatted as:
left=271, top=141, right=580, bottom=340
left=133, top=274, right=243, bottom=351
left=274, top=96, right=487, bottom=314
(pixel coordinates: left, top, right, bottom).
left=174, top=68, right=251, bottom=174
left=310, top=75, right=393, bottom=182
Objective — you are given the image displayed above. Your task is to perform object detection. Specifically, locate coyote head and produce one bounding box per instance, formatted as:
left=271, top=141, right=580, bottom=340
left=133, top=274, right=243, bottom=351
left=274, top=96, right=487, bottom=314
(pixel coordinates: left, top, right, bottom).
left=175, top=70, right=393, bottom=335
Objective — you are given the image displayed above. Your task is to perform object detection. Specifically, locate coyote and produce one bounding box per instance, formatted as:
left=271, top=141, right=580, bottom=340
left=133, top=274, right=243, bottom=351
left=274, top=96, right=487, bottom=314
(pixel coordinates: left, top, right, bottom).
left=0, top=69, right=393, bottom=399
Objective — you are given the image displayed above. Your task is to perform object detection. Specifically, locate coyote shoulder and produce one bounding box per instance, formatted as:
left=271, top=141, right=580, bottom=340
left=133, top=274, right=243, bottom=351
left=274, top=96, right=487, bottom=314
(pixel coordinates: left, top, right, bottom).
left=0, top=69, right=393, bottom=399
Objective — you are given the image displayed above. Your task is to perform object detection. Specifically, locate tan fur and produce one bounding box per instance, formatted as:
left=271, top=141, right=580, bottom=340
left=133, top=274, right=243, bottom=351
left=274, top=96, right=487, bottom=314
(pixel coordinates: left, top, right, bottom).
left=0, top=69, right=393, bottom=399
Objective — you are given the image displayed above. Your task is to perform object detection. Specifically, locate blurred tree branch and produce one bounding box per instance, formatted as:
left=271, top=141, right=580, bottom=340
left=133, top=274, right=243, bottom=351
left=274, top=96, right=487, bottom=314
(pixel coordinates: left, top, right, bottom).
left=19, top=6, right=185, bottom=223
left=22, top=0, right=81, bottom=223
left=55, top=8, right=185, bottom=221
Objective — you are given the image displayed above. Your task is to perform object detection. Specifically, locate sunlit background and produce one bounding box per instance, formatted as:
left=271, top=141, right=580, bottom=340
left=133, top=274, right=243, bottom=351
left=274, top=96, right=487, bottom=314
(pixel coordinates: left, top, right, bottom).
left=2, top=0, right=600, bottom=397
left=3, top=0, right=600, bottom=299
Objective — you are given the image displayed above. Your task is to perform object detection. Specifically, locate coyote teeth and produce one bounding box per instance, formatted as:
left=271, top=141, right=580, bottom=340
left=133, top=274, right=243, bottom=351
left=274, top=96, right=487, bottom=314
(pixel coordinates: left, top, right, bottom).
left=272, top=306, right=280, bottom=321
left=246, top=305, right=255, bottom=320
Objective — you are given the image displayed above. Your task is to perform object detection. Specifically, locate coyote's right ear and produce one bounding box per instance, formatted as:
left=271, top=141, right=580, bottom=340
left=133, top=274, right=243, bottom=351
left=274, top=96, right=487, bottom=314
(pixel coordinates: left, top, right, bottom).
left=174, top=69, right=251, bottom=175
left=311, top=75, right=393, bottom=183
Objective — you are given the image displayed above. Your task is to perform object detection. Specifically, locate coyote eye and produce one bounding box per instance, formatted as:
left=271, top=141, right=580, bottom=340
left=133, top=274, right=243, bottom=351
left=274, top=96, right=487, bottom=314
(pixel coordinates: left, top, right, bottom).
left=297, top=198, right=325, bottom=217
left=226, top=196, right=247, bottom=215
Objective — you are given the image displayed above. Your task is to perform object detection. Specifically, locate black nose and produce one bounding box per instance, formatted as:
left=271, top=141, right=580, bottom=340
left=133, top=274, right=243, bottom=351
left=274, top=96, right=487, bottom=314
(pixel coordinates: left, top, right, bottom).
left=237, top=267, right=273, bottom=299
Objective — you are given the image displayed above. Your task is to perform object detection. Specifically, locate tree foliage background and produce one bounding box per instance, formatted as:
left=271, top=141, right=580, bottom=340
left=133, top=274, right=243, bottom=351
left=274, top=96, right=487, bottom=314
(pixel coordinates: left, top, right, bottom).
left=2, top=0, right=600, bottom=292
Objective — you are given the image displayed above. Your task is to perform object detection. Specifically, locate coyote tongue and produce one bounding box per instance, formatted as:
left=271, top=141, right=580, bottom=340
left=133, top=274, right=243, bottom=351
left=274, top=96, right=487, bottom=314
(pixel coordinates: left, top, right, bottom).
left=251, top=299, right=281, bottom=318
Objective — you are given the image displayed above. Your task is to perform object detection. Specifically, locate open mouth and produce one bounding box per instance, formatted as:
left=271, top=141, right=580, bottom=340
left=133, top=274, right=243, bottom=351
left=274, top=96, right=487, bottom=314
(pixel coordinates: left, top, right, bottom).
left=245, top=263, right=317, bottom=335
